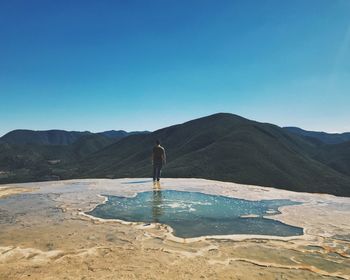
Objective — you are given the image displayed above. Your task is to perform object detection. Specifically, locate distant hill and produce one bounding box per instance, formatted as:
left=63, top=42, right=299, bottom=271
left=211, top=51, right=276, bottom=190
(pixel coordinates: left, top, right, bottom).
left=315, top=140, right=350, bottom=178
left=1, top=129, right=150, bottom=145
left=99, top=130, right=150, bottom=140
left=1, top=129, right=91, bottom=145
left=71, top=134, right=116, bottom=159
left=77, top=113, right=350, bottom=196
left=0, top=133, right=116, bottom=183
left=98, top=130, right=129, bottom=139
left=0, top=130, right=146, bottom=183
left=284, top=127, right=350, bottom=145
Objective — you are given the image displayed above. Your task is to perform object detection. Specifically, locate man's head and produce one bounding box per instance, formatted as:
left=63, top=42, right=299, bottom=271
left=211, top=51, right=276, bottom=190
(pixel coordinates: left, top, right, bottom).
left=156, top=140, right=160, bottom=145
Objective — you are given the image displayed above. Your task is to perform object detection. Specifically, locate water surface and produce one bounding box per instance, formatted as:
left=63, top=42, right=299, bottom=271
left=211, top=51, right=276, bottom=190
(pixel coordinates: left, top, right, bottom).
left=87, top=190, right=303, bottom=238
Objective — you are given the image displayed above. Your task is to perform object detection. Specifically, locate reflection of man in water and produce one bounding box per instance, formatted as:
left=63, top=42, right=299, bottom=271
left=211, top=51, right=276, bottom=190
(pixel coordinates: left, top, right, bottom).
left=152, top=140, right=166, bottom=182
left=152, top=187, right=163, bottom=223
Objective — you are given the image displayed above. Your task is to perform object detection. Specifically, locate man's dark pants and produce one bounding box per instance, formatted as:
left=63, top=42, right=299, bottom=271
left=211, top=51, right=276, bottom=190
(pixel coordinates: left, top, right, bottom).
left=153, top=162, right=163, bottom=181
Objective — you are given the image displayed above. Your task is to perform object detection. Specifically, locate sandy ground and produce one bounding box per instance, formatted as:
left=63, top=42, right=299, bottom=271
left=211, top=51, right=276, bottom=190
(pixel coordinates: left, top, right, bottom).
left=0, top=178, right=349, bottom=280
left=0, top=186, right=34, bottom=198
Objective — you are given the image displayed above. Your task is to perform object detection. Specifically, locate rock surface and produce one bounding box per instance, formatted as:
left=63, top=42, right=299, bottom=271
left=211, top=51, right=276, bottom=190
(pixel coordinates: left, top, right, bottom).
left=0, top=178, right=349, bottom=280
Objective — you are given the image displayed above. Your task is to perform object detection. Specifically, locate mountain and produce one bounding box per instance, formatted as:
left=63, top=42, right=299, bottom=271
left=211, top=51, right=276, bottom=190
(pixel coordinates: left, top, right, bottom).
left=1, top=129, right=150, bottom=146
left=0, top=131, right=143, bottom=183
left=1, top=129, right=91, bottom=145
left=71, top=134, right=116, bottom=159
left=1, top=114, right=349, bottom=197
left=0, top=133, right=115, bottom=183
left=98, top=130, right=129, bottom=139
left=77, top=113, right=350, bottom=196
left=315, top=140, right=350, bottom=178
left=282, top=127, right=350, bottom=178
left=284, top=127, right=350, bottom=145
left=99, top=130, right=150, bottom=140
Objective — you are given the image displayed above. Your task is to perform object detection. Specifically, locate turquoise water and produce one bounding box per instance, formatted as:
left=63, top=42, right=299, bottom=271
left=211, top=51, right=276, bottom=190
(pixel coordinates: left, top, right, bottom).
left=87, top=190, right=303, bottom=238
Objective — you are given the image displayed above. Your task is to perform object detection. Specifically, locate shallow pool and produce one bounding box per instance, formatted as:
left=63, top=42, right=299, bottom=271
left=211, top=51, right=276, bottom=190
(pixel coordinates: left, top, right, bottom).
left=86, top=190, right=303, bottom=238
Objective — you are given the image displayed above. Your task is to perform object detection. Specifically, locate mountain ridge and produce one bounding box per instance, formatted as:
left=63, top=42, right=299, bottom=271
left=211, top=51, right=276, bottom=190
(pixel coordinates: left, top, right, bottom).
left=75, top=113, right=350, bottom=196
left=1, top=129, right=150, bottom=145
left=283, top=127, right=350, bottom=145
left=1, top=113, right=349, bottom=197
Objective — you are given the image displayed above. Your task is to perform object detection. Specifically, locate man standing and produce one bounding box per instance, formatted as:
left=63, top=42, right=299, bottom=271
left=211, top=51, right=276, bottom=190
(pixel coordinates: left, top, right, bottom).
left=152, top=140, right=166, bottom=182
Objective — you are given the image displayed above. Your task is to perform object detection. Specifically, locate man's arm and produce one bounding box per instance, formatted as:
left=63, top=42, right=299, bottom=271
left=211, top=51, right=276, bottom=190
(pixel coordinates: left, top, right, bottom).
left=162, top=148, right=166, bottom=164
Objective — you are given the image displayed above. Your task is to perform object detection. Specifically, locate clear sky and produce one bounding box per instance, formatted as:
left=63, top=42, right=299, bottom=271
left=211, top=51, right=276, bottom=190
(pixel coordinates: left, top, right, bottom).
left=1, top=0, right=349, bottom=136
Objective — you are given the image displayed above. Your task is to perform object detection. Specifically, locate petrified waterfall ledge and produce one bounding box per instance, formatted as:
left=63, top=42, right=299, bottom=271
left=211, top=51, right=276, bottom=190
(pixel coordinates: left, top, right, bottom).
left=0, top=178, right=349, bottom=280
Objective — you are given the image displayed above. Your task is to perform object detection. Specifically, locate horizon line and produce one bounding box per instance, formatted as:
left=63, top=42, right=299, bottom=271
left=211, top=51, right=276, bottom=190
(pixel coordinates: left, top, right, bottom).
left=1, top=112, right=349, bottom=137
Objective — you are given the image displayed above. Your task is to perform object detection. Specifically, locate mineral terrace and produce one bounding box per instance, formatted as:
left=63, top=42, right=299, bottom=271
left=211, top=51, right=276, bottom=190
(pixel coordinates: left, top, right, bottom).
left=0, top=178, right=349, bottom=280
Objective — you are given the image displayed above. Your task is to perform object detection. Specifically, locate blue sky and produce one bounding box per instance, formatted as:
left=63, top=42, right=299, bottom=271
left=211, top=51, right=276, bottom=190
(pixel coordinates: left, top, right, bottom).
left=0, top=0, right=349, bottom=136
